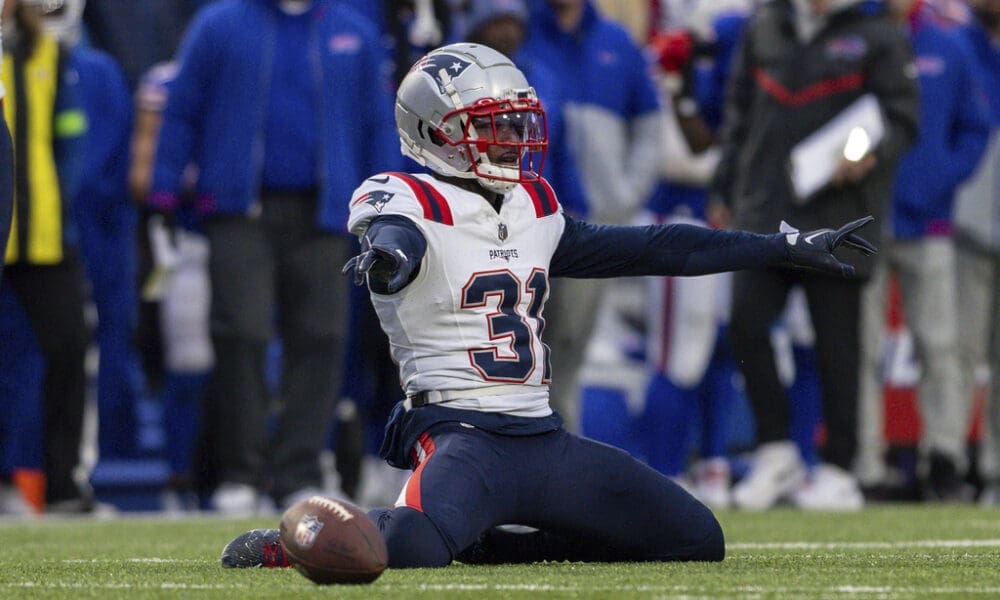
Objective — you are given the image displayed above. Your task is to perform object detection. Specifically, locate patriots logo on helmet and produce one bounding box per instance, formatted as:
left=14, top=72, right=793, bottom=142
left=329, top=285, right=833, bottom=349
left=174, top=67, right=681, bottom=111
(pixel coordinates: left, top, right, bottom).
left=412, top=54, right=473, bottom=94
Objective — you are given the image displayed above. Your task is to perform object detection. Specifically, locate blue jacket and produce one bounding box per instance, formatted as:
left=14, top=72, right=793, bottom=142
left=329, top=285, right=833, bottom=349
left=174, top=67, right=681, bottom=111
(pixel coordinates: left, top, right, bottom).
left=71, top=47, right=134, bottom=269
left=150, top=0, right=398, bottom=232
left=516, top=56, right=588, bottom=218
left=891, top=9, right=992, bottom=239
left=958, top=16, right=1000, bottom=126
left=952, top=9, right=1000, bottom=250
left=524, top=0, right=659, bottom=114
left=523, top=0, right=662, bottom=221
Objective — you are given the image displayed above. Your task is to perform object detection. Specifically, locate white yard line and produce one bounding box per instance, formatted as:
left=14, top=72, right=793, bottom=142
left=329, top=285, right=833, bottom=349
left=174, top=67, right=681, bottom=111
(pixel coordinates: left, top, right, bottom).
left=5, top=582, right=245, bottom=590
left=62, top=558, right=203, bottom=563
left=5, top=582, right=1000, bottom=595
left=728, top=538, right=1000, bottom=550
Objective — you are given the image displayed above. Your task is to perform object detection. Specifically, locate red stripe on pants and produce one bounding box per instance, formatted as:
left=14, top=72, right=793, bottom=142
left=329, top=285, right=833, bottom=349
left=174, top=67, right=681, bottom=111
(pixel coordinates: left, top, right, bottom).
left=403, top=432, right=436, bottom=513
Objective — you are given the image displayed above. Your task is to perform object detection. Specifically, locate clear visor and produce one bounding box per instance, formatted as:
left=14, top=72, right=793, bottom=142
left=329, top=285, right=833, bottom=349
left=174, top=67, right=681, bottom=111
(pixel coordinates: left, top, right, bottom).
left=468, top=110, right=545, bottom=146
left=464, top=105, right=546, bottom=180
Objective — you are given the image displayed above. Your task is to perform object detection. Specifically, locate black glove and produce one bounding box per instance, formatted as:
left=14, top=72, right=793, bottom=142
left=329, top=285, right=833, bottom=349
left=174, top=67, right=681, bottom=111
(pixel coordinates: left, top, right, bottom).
left=342, top=239, right=414, bottom=293
left=781, top=216, right=878, bottom=277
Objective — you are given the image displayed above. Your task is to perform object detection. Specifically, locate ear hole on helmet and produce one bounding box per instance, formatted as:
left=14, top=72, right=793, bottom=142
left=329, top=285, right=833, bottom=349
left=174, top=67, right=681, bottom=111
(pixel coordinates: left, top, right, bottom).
left=416, top=119, right=448, bottom=146
left=430, top=129, right=448, bottom=147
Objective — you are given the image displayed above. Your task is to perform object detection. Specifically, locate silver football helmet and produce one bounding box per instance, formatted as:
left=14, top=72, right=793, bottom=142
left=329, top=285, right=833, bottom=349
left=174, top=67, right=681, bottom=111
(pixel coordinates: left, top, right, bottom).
left=22, top=0, right=85, bottom=44
left=395, top=43, right=547, bottom=194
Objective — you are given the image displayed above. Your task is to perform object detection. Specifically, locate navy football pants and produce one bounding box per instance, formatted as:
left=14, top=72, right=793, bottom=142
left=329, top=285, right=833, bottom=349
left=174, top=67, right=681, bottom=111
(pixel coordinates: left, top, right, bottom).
left=369, top=424, right=724, bottom=567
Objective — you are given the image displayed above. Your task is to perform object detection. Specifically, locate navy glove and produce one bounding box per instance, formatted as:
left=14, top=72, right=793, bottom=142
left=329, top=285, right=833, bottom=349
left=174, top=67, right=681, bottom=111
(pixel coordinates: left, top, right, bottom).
left=342, top=239, right=414, bottom=293
left=781, top=216, right=878, bottom=277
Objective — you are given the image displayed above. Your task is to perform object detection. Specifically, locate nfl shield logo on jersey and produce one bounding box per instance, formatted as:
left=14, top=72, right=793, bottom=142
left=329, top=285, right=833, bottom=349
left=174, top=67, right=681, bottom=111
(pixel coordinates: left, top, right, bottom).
left=498, top=223, right=508, bottom=241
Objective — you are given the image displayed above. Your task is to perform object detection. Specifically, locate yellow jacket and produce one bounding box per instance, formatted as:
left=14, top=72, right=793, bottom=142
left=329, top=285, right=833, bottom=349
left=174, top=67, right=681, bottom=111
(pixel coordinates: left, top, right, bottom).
left=3, top=35, right=87, bottom=265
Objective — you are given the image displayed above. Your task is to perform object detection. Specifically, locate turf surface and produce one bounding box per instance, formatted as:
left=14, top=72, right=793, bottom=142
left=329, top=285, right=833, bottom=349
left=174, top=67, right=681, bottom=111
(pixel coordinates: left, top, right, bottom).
left=1, top=505, right=998, bottom=598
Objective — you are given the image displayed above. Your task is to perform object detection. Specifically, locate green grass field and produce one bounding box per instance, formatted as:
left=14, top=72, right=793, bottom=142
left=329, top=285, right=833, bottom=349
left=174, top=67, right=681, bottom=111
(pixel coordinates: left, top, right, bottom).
left=2, top=505, right=998, bottom=598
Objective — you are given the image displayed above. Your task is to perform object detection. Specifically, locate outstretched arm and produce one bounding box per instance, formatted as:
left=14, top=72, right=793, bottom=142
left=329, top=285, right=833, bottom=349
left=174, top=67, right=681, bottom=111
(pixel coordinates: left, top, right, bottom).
left=550, top=215, right=876, bottom=279
left=343, top=215, right=427, bottom=294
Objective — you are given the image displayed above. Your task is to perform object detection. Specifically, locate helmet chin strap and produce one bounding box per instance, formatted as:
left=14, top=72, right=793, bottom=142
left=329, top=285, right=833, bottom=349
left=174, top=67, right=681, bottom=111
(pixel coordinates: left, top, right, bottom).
left=477, top=175, right=517, bottom=194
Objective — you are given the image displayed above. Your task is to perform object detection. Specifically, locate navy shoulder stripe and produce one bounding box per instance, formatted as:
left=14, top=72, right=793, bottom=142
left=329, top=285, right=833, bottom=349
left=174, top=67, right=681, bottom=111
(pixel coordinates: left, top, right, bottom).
left=523, top=179, right=558, bottom=218
left=387, top=172, right=454, bottom=225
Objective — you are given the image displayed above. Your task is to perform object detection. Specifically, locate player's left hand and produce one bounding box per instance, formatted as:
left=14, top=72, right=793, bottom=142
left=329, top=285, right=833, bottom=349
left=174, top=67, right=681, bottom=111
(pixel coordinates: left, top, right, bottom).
left=342, top=242, right=413, bottom=293
left=780, top=216, right=878, bottom=277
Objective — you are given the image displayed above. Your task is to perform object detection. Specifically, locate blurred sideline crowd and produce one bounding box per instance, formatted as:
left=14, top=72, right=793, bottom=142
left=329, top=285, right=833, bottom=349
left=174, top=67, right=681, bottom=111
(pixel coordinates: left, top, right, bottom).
left=0, top=0, right=997, bottom=517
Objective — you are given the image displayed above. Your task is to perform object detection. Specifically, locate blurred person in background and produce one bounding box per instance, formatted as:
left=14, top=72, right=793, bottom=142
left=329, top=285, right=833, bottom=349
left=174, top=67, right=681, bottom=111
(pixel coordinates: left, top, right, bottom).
left=646, top=0, right=831, bottom=507
left=26, top=0, right=147, bottom=464
left=82, top=0, right=210, bottom=89
left=575, top=276, right=650, bottom=462
left=769, top=288, right=827, bottom=473
left=521, top=0, right=664, bottom=430
left=0, top=0, right=9, bottom=288
left=0, top=0, right=29, bottom=516
left=341, top=0, right=456, bottom=88
left=637, top=0, right=753, bottom=509
left=464, top=0, right=586, bottom=222
left=0, top=292, right=45, bottom=515
left=0, top=0, right=91, bottom=513
left=710, top=0, right=919, bottom=511
left=951, top=0, right=1000, bottom=505
left=149, top=0, right=398, bottom=515
left=856, top=0, right=990, bottom=502
left=130, top=61, right=214, bottom=513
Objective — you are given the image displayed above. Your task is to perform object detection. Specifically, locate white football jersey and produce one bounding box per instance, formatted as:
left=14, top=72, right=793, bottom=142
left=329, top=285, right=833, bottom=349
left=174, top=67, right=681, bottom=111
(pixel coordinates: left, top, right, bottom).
left=348, top=173, right=566, bottom=415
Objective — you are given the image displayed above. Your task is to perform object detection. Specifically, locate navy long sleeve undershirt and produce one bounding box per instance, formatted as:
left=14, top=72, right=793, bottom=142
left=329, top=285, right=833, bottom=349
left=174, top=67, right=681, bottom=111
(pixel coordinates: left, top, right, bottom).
left=362, top=213, right=790, bottom=290
left=550, top=214, right=789, bottom=278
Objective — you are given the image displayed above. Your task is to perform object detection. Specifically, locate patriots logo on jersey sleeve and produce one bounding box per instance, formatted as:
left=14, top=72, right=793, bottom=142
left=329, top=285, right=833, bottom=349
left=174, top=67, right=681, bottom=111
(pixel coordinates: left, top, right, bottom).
left=352, top=190, right=395, bottom=213
left=411, top=54, right=472, bottom=94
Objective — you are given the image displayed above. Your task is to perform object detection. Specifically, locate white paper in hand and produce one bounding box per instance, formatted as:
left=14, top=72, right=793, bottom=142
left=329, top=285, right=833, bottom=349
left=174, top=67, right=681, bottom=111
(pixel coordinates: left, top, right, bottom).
left=788, top=93, right=885, bottom=203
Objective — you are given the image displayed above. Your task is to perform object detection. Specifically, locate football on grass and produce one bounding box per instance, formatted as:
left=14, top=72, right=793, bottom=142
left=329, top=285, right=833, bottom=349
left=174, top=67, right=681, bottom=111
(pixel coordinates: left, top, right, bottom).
left=279, top=496, right=388, bottom=584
